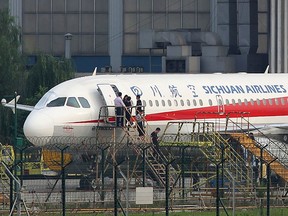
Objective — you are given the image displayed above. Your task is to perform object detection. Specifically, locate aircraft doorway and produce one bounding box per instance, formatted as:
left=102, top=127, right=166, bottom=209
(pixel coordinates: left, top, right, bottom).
left=97, top=84, right=118, bottom=123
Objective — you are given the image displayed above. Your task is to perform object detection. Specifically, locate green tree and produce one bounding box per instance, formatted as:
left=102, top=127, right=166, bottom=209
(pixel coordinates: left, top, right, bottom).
left=0, top=9, right=25, bottom=96
left=26, top=54, right=75, bottom=105
left=0, top=9, right=25, bottom=142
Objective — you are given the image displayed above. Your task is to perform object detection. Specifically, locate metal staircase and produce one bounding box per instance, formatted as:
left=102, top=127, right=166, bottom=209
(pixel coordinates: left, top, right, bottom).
left=0, top=143, right=15, bottom=204
left=229, top=133, right=288, bottom=182
left=159, top=121, right=253, bottom=191
left=130, top=144, right=177, bottom=187
left=96, top=105, right=177, bottom=187
left=225, top=116, right=288, bottom=183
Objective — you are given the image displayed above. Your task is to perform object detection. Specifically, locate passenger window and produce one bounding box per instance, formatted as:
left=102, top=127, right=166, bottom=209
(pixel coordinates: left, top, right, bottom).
left=78, top=97, right=90, bottom=108
left=250, top=99, right=254, bottom=105
left=193, top=99, right=197, bottom=106
left=238, top=99, right=242, bottom=106
left=155, top=100, right=159, bottom=107
left=225, top=99, right=229, bottom=105
left=143, top=100, right=147, bottom=107
left=174, top=100, right=178, bottom=106
left=232, top=99, right=236, bottom=106
left=218, top=99, right=223, bottom=105
left=262, top=99, right=266, bottom=106
left=168, top=100, right=172, bottom=106
left=275, top=98, right=279, bottom=105
left=199, top=99, right=203, bottom=106
left=186, top=99, right=191, bottom=106
left=149, top=100, right=153, bottom=107
left=162, top=100, right=165, bottom=106
left=268, top=99, right=273, bottom=105
left=209, top=99, right=212, bottom=106
left=244, top=99, right=248, bottom=106
left=256, top=99, right=260, bottom=105
left=180, top=100, right=184, bottom=106
left=67, top=97, right=80, bottom=108
left=281, top=98, right=285, bottom=105
left=47, top=97, right=66, bottom=107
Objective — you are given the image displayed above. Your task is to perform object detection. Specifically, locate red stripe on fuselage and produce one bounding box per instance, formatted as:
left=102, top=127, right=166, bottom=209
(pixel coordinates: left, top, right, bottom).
left=145, top=97, right=288, bottom=121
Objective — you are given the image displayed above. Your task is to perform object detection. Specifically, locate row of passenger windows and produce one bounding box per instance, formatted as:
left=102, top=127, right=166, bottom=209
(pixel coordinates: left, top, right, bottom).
left=141, top=98, right=288, bottom=107
left=47, top=97, right=90, bottom=108
left=46, top=97, right=286, bottom=109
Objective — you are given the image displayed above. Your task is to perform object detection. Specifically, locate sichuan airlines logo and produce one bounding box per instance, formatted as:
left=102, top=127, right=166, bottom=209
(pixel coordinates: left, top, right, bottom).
left=130, top=86, right=143, bottom=96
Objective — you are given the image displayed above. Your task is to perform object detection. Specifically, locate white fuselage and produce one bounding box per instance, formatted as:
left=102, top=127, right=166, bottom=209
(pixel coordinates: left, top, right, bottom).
left=23, top=73, right=288, bottom=146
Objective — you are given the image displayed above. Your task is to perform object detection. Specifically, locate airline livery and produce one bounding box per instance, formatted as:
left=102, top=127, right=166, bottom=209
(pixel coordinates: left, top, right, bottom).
left=2, top=70, right=288, bottom=146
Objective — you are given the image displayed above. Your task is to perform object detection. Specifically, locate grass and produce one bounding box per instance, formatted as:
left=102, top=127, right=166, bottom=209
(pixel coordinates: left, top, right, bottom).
left=21, top=207, right=288, bottom=216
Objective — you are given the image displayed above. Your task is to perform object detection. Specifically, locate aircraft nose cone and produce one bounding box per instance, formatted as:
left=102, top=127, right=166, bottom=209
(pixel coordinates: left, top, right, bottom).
left=24, top=111, right=54, bottom=145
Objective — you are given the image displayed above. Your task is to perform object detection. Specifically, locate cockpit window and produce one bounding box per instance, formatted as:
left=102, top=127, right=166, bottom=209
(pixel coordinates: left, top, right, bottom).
left=78, top=97, right=90, bottom=108
left=35, top=91, right=57, bottom=109
left=47, top=97, right=66, bottom=107
left=67, top=97, right=80, bottom=108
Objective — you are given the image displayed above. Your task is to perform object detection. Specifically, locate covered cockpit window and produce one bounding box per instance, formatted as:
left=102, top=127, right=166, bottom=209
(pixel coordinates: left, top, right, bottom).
left=35, top=91, right=57, bottom=109
left=47, top=97, right=66, bottom=107
left=66, top=97, right=80, bottom=108
left=78, top=97, right=90, bottom=108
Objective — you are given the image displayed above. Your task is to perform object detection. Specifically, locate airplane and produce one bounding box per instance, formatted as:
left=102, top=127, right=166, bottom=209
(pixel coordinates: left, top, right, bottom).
left=2, top=68, right=288, bottom=147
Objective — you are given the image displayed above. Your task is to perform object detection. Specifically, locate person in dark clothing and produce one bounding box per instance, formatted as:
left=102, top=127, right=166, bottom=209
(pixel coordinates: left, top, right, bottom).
left=151, top=127, right=161, bottom=157
left=124, top=96, right=132, bottom=125
left=136, top=95, right=142, bottom=114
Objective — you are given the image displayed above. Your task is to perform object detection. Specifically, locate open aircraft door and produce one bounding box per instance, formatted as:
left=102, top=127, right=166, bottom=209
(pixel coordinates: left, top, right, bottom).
left=97, top=84, right=118, bottom=123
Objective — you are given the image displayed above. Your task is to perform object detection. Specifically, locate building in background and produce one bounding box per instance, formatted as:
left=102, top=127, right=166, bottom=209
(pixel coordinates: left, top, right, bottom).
left=2, top=0, right=287, bottom=73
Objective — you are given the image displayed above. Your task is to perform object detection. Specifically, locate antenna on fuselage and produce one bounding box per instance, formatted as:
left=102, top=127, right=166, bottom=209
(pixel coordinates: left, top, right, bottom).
left=92, top=67, right=97, bottom=76
left=264, top=65, right=269, bottom=74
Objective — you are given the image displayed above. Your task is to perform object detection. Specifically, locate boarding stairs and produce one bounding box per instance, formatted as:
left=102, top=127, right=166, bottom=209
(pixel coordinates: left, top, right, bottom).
left=201, top=132, right=253, bottom=192
left=131, top=144, right=177, bottom=187
left=229, top=133, right=288, bottom=182
left=159, top=121, right=253, bottom=192
left=225, top=116, right=288, bottom=182
left=96, top=105, right=177, bottom=187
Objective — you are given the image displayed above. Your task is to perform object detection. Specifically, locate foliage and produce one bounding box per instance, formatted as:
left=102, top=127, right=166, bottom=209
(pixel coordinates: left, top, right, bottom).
left=0, top=10, right=75, bottom=143
left=0, top=9, right=25, bottom=142
left=25, top=54, right=75, bottom=105
left=0, top=9, right=25, bottom=96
